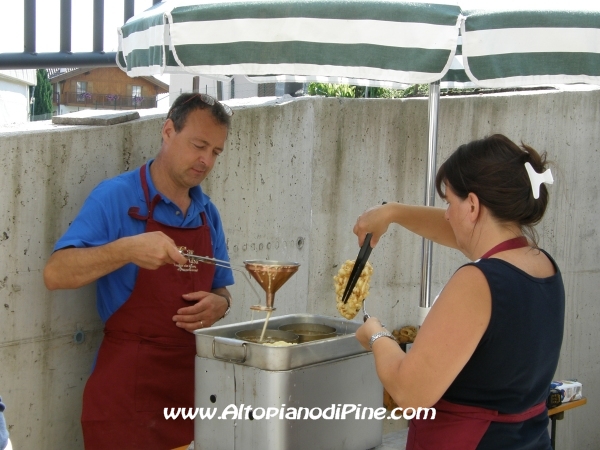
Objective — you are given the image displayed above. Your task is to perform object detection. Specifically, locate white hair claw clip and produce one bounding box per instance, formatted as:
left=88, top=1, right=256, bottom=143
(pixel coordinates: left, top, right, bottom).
left=524, top=162, right=553, bottom=199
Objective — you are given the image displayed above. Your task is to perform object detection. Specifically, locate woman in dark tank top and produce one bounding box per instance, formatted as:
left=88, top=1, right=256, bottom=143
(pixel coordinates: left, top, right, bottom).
left=353, top=134, right=564, bottom=450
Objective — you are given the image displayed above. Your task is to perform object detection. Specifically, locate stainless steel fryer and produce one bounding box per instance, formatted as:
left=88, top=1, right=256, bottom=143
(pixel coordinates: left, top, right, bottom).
left=195, top=313, right=368, bottom=371
left=193, top=313, right=384, bottom=450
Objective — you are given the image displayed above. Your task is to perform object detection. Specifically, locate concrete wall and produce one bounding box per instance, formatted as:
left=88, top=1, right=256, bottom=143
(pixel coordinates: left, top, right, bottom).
left=0, top=90, right=598, bottom=448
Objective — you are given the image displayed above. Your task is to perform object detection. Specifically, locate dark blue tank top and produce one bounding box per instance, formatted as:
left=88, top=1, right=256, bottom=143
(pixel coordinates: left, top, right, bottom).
left=443, top=249, right=565, bottom=450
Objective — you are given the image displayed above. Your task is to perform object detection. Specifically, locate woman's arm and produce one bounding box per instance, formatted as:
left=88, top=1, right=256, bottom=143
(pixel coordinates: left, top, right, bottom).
left=353, top=202, right=457, bottom=249
left=356, top=264, right=491, bottom=408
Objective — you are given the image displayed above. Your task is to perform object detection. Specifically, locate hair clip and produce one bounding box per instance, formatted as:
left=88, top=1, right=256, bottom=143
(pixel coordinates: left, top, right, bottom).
left=524, top=162, right=553, bottom=199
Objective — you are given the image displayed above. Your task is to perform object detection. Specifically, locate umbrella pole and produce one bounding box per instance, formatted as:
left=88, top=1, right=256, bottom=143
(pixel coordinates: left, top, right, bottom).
left=418, top=81, right=440, bottom=326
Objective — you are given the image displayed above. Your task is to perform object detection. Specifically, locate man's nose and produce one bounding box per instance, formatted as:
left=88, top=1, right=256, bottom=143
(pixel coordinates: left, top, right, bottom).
left=197, top=151, right=210, bottom=166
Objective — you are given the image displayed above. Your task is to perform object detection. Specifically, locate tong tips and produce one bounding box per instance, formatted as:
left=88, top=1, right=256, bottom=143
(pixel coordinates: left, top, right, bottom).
left=341, top=233, right=373, bottom=304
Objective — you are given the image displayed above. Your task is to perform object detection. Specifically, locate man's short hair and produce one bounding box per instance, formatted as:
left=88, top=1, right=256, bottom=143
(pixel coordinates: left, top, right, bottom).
left=166, top=93, right=232, bottom=132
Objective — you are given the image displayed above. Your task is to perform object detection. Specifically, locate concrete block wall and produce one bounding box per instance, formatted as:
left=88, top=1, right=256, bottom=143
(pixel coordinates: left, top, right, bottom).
left=0, top=117, right=163, bottom=448
left=0, top=91, right=598, bottom=448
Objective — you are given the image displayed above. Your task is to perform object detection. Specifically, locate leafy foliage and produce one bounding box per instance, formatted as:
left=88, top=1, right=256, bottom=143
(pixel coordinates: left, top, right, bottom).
left=307, top=83, right=357, bottom=97
left=307, top=83, right=430, bottom=98
left=306, top=83, right=548, bottom=99
left=34, top=69, right=53, bottom=115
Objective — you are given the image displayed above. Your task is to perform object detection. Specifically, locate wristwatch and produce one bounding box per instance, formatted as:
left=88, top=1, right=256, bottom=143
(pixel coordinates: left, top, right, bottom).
left=369, top=331, right=395, bottom=350
left=220, top=294, right=231, bottom=319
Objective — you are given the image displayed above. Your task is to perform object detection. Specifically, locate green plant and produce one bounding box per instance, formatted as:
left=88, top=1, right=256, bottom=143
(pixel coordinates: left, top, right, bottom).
left=307, top=82, right=431, bottom=98
left=307, top=83, right=357, bottom=98
left=34, top=69, right=53, bottom=115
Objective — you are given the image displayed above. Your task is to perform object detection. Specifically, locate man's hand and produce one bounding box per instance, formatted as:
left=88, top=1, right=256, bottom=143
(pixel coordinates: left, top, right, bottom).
left=126, top=231, right=188, bottom=269
left=173, top=290, right=230, bottom=332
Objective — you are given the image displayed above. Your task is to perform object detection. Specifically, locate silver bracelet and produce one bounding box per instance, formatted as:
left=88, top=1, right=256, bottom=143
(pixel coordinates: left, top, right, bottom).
left=369, top=331, right=395, bottom=350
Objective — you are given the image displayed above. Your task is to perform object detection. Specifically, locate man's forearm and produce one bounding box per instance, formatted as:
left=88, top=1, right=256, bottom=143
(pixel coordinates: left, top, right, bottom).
left=212, top=287, right=231, bottom=298
left=43, top=239, right=131, bottom=290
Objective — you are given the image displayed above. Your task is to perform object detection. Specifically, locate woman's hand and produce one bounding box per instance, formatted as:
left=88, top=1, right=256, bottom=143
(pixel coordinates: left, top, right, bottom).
left=353, top=204, right=393, bottom=247
left=356, top=317, right=387, bottom=350
left=354, top=203, right=458, bottom=250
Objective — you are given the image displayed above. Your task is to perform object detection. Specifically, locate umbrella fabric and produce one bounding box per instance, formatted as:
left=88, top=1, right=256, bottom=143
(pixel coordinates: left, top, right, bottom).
left=441, top=36, right=476, bottom=87
left=117, top=1, right=182, bottom=76
left=118, top=0, right=462, bottom=84
left=461, top=9, right=600, bottom=87
left=117, top=1, right=600, bottom=88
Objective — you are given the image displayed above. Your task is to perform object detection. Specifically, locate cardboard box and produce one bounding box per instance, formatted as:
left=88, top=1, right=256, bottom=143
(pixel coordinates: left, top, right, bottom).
left=550, top=380, right=583, bottom=403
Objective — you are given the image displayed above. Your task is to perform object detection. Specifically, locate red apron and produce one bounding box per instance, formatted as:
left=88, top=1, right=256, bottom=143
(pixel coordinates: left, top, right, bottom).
left=407, top=236, right=540, bottom=450
left=81, top=164, right=215, bottom=450
left=406, top=399, right=546, bottom=450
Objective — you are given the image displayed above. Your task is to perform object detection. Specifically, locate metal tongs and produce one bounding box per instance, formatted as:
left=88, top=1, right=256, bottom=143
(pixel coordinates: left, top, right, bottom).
left=180, top=252, right=236, bottom=270
left=341, top=233, right=373, bottom=322
left=178, top=250, right=262, bottom=302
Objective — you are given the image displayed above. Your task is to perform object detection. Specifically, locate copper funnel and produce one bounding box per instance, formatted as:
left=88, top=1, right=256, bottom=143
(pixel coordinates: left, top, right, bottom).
left=243, top=260, right=300, bottom=312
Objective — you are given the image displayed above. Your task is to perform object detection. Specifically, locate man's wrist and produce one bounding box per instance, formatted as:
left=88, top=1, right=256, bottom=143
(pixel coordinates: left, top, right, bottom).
left=220, top=294, right=231, bottom=319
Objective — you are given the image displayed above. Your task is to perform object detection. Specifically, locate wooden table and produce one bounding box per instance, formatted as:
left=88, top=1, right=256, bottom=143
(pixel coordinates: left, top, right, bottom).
left=548, top=398, right=587, bottom=450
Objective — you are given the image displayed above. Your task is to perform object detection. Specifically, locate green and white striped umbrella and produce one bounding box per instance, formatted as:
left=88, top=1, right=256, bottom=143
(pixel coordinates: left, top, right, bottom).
left=118, top=0, right=600, bottom=88
left=460, top=9, right=600, bottom=88
left=118, top=0, right=462, bottom=84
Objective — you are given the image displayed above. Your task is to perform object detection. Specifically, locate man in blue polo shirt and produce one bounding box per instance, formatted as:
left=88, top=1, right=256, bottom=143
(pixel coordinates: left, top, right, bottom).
left=44, top=93, right=235, bottom=449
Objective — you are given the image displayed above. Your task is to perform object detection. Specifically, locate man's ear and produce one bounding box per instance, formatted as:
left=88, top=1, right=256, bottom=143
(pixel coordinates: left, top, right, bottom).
left=162, top=118, right=176, bottom=141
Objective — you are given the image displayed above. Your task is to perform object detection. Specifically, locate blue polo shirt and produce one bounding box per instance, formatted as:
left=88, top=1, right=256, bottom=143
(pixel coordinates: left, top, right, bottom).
left=0, top=396, right=7, bottom=450
left=54, top=161, right=234, bottom=322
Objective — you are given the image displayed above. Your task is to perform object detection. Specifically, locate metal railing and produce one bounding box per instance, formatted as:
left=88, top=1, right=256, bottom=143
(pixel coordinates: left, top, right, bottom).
left=55, top=92, right=157, bottom=109
left=0, top=0, right=162, bottom=69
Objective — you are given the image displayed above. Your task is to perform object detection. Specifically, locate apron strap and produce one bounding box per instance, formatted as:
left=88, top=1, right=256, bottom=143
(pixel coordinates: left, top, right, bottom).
left=480, top=236, right=529, bottom=259
left=407, top=400, right=547, bottom=450
left=128, top=163, right=162, bottom=221
left=435, top=399, right=547, bottom=422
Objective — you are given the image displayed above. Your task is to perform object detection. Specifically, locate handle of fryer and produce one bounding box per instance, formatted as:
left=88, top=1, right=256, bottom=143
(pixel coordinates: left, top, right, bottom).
left=212, top=336, right=248, bottom=363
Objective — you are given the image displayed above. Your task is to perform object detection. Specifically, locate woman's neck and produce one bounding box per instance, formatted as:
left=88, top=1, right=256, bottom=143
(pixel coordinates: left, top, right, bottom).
left=466, top=214, right=524, bottom=261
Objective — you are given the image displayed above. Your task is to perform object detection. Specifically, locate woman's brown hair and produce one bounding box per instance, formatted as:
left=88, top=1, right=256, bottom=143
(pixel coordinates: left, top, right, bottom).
left=435, top=134, right=549, bottom=242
